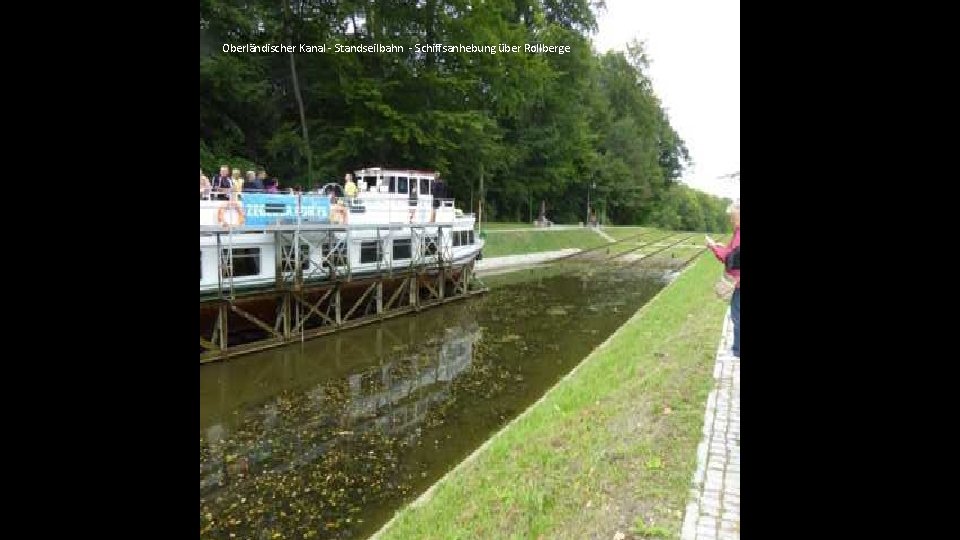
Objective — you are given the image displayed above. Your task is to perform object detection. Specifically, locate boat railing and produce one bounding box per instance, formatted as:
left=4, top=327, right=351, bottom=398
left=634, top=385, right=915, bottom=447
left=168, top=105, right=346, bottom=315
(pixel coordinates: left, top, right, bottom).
left=201, top=192, right=470, bottom=228
left=200, top=191, right=457, bottom=205
left=200, top=189, right=335, bottom=201
left=202, top=190, right=457, bottom=204
left=341, top=197, right=458, bottom=225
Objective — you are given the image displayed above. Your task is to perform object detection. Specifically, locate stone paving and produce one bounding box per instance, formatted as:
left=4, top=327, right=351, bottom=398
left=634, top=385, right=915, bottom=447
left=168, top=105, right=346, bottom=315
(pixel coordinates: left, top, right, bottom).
left=680, top=310, right=740, bottom=540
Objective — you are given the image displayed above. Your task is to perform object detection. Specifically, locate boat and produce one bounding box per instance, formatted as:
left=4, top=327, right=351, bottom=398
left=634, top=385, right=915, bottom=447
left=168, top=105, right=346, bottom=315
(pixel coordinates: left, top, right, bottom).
left=200, top=167, right=483, bottom=293
left=200, top=167, right=486, bottom=360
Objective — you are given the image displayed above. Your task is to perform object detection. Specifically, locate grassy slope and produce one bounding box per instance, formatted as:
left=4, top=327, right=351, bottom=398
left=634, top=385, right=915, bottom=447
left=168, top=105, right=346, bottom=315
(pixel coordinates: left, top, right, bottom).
left=481, top=222, right=536, bottom=230
left=377, top=253, right=728, bottom=539
left=481, top=229, right=609, bottom=258
left=602, top=226, right=656, bottom=241
left=480, top=225, right=728, bottom=259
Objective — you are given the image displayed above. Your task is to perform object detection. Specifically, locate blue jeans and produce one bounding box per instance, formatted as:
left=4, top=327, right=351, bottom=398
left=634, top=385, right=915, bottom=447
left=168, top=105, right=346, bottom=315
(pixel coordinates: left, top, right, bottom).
left=731, top=287, right=740, bottom=357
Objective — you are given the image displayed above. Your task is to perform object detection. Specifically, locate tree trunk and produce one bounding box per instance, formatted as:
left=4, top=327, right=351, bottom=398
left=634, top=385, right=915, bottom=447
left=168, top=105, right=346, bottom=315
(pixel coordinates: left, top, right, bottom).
left=284, top=2, right=313, bottom=187
left=479, top=163, right=484, bottom=232
left=289, top=53, right=313, bottom=186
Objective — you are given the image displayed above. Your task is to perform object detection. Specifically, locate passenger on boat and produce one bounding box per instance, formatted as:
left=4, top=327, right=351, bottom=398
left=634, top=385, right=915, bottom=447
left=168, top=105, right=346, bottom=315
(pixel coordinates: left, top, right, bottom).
left=231, top=168, right=243, bottom=197
left=211, top=165, right=232, bottom=200
left=330, top=197, right=347, bottom=224
left=320, top=183, right=342, bottom=201
left=264, top=178, right=279, bottom=193
left=200, top=168, right=212, bottom=199
left=344, top=173, right=358, bottom=199
left=256, top=169, right=268, bottom=186
left=244, top=170, right=264, bottom=192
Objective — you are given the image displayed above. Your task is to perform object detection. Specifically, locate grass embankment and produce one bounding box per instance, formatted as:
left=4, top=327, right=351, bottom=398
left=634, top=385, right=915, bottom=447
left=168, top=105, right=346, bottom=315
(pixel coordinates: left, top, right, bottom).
left=480, top=228, right=609, bottom=258
left=601, top=226, right=655, bottom=241
left=602, top=232, right=716, bottom=259
left=480, top=224, right=728, bottom=259
left=375, top=253, right=728, bottom=540
left=480, top=222, right=537, bottom=230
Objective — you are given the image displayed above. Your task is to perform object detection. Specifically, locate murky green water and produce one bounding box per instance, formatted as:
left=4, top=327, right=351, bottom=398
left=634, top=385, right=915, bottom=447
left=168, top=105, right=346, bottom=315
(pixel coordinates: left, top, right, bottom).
left=200, top=260, right=674, bottom=539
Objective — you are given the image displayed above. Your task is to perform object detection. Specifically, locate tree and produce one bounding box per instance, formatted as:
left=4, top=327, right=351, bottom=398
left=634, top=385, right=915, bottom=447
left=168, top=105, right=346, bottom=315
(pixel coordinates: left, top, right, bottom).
left=200, top=0, right=700, bottom=228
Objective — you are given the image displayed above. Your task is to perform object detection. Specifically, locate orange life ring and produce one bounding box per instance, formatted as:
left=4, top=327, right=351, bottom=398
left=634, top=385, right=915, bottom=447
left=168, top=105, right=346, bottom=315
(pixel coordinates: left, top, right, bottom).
left=217, top=202, right=245, bottom=227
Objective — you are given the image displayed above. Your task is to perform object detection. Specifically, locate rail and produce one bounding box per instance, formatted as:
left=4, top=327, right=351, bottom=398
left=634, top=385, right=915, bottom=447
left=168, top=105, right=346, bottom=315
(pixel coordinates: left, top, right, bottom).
left=201, top=192, right=467, bottom=230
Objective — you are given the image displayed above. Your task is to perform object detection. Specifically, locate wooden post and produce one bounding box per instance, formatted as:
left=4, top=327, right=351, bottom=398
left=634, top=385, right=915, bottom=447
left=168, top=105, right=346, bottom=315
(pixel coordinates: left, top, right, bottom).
left=409, top=275, right=418, bottom=310
left=218, top=303, right=229, bottom=351
left=439, top=269, right=445, bottom=300
left=334, top=284, right=342, bottom=326
left=478, top=163, right=484, bottom=234
left=275, top=231, right=282, bottom=288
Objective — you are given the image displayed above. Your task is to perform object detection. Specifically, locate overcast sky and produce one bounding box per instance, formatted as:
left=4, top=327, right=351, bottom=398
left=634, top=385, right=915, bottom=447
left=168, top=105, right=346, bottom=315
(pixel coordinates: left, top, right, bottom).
left=592, top=0, right=740, bottom=201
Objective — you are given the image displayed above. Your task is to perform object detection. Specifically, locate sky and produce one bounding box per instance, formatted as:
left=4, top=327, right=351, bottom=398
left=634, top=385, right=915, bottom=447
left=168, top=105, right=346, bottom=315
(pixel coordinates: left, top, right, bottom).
left=591, top=0, right=740, bottom=201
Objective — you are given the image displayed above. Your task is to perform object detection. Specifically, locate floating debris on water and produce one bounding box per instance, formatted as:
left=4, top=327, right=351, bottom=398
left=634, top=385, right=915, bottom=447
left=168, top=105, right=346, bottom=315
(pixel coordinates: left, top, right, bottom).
left=200, top=264, right=666, bottom=539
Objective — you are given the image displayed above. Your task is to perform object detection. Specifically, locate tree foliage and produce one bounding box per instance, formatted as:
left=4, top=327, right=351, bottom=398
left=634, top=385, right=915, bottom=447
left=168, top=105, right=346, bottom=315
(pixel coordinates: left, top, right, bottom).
left=200, top=0, right=728, bottom=229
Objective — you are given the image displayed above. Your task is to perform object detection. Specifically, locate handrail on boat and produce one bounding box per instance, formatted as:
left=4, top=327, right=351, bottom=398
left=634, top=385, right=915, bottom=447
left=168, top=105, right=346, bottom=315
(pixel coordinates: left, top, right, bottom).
left=201, top=192, right=470, bottom=231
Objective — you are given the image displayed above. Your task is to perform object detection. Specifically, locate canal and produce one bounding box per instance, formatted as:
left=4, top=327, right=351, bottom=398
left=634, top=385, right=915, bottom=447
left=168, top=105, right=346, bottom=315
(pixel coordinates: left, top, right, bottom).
left=200, top=258, right=677, bottom=539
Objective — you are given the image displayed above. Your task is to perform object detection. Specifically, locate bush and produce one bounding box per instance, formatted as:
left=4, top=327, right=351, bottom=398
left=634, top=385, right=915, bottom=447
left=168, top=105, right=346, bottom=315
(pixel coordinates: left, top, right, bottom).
left=200, top=140, right=261, bottom=178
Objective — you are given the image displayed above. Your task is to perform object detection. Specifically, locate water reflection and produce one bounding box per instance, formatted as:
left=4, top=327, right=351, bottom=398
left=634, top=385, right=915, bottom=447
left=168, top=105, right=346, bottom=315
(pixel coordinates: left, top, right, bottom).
left=200, top=261, right=666, bottom=539
left=200, top=320, right=481, bottom=539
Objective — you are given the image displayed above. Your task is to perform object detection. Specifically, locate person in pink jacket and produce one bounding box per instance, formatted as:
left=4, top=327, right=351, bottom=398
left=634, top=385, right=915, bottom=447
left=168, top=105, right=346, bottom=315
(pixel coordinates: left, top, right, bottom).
left=708, top=201, right=740, bottom=357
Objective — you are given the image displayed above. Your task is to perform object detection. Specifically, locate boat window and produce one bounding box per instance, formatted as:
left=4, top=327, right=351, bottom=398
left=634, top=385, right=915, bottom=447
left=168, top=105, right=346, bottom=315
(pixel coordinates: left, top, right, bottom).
left=420, top=178, right=430, bottom=195
left=363, top=176, right=376, bottom=187
left=452, top=231, right=461, bottom=247
left=321, top=242, right=348, bottom=265
left=461, top=231, right=468, bottom=245
left=393, top=238, right=412, bottom=260
left=388, top=176, right=396, bottom=193
left=468, top=231, right=474, bottom=244
left=424, top=236, right=438, bottom=256
left=222, top=248, right=261, bottom=278
left=360, top=241, right=382, bottom=264
left=280, top=245, right=311, bottom=270
left=398, top=177, right=409, bottom=194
